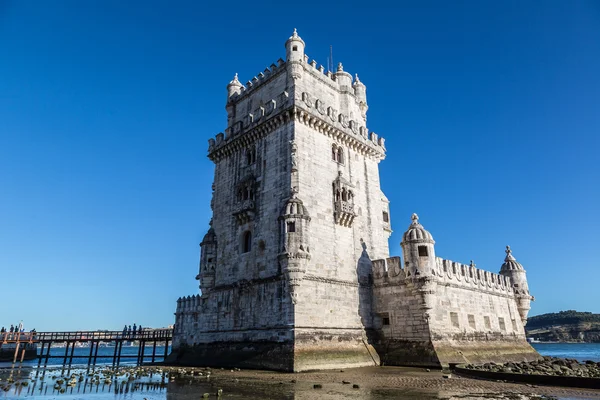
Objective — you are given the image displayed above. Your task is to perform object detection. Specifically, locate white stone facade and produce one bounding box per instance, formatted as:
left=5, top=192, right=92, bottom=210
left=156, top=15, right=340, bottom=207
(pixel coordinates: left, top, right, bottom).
left=171, top=31, right=539, bottom=370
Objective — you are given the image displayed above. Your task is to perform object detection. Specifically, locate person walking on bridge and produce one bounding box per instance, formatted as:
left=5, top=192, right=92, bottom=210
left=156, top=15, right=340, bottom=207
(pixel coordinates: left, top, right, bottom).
left=122, top=325, right=128, bottom=338
left=132, top=323, right=137, bottom=338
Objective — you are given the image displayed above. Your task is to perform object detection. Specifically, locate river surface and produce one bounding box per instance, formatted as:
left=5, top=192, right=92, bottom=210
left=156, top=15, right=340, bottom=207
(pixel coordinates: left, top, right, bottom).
left=0, top=344, right=598, bottom=399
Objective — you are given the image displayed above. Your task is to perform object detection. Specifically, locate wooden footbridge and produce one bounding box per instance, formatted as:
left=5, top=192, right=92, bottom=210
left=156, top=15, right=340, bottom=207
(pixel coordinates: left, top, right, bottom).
left=1, top=329, right=172, bottom=365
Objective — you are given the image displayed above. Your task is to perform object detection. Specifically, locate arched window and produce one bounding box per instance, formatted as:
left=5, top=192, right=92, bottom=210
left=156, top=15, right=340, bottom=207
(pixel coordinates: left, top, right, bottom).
left=246, top=146, right=256, bottom=165
left=331, top=145, right=337, bottom=161
left=336, top=147, right=344, bottom=164
left=242, top=231, right=252, bottom=253
left=342, top=188, right=347, bottom=201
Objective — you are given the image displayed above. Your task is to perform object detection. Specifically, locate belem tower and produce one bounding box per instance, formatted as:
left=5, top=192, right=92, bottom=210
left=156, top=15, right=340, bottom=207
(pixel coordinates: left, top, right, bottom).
left=170, top=30, right=540, bottom=371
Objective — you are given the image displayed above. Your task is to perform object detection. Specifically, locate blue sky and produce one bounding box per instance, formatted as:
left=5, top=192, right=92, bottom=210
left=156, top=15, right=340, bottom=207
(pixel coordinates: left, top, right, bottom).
left=0, top=1, right=598, bottom=331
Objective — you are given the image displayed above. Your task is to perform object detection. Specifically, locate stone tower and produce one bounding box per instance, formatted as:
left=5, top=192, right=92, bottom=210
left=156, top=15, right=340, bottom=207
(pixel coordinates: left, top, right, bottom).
left=172, top=30, right=389, bottom=371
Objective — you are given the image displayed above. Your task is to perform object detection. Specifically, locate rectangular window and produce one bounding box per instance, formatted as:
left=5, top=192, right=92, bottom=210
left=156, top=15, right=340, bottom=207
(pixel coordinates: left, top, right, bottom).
left=418, top=246, right=428, bottom=257
left=450, top=312, right=459, bottom=328
left=382, top=211, right=389, bottom=223
left=468, top=314, right=476, bottom=329
left=382, top=317, right=390, bottom=326
left=499, top=317, right=506, bottom=331
left=484, top=316, right=491, bottom=330
left=287, top=221, right=296, bottom=232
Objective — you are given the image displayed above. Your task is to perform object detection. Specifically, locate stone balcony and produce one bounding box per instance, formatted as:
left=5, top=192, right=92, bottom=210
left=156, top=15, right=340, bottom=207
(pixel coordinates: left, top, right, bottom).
left=334, top=200, right=355, bottom=227
left=233, top=199, right=256, bottom=225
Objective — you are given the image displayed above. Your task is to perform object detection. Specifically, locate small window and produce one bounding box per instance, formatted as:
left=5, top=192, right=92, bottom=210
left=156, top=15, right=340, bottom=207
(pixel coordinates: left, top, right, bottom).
left=382, top=317, right=390, bottom=326
left=468, top=314, right=476, bottom=329
left=484, top=316, right=491, bottom=330
left=331, top=145, right=337, bottom=161
left=418, top=246, right=428, bottom=257
left=450, top=312, right=459, bottom=328
left=207, top=258, right=213, bottom=263
left=382, top=211, right=389, bottom=223
left=499, top=317, right=506, bottom=331
left=292, top=46, right=298, bottom=51
left=336, top=147, right=344, bottom=164
left=287, top=221, right=296, bottom=232
left=242, top=231, right=252, bottom=253
left=246, top=146, right=256, bottom=165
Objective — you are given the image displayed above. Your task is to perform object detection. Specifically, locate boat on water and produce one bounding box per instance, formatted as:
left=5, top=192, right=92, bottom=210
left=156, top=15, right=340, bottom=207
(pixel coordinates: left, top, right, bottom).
left=0, top=341, right=37, bottom=361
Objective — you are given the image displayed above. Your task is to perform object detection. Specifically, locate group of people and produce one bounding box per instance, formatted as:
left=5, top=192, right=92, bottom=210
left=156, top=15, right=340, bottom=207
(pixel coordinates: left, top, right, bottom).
left=122, top=323, right=143, bottom=338
left=0, top=322, right=36, bottom=338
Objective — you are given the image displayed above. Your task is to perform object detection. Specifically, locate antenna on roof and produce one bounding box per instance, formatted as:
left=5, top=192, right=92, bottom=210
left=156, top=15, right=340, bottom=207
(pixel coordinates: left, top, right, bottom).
left=329, top=45, right=334, bottom=72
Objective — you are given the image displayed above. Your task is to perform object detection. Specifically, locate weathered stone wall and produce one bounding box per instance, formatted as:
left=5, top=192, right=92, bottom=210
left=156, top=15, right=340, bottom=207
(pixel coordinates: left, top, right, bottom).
left=372, top=256, right=539, bottom=367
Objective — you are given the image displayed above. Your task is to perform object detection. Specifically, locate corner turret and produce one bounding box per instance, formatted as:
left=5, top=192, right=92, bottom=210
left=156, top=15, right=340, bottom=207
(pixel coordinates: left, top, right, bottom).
left=278, top=191, right=311, bottom=304
left=335, top=62, right=353, bottom=92
left=285, top=28, right=305, bottom=62
left=353, top=74, right=368, bottom=120
left=226, top=73, right=243, bottom=99
left=198, top=221, right=217, bottom=297
left=499, top=246, right=533, bottom=324
left=400, top=213, right=436, bottom=279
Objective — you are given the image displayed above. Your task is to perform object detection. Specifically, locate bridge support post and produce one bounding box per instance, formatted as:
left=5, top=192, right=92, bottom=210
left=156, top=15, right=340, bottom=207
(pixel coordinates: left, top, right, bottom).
left=63, top=342, right=70, bottom=364
left=13, top=342, right=20, bottom=363
left=151, top=341, right=157, bottom=363
left=87, top=341, right=94, bottom=364
left=93, top=341, right=99, bottom=365
left=69, top=341, right=76, bottom=364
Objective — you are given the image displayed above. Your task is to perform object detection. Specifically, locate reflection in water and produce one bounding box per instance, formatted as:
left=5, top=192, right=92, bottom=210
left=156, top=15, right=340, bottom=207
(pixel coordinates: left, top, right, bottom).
left=0, top=364, right=575, bottom=400
left=1, top=364, right=437, bottom=400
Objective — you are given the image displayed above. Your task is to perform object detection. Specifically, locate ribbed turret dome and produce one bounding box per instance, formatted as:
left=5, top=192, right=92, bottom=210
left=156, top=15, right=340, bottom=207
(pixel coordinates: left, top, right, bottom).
left=500, top=246, right=524, bottom=272
left=281, top=195, right=309, bottom=217
left=285, top=28, right=305, bottom=46
left=201, top=222, right=217, bottom=245
left=402, top=213, right=435, bottom=244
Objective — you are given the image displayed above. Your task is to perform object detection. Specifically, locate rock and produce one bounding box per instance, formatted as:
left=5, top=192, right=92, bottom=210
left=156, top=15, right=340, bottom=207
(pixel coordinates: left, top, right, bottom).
left=443, top=374, right=451, bottom=379
left=353, top=384, right=360, bottom=389
left=342, top=381, right=351, bottom=384
left=313, top=384, right=322, bottom=389
left=426, top=368, right=431, bottom=372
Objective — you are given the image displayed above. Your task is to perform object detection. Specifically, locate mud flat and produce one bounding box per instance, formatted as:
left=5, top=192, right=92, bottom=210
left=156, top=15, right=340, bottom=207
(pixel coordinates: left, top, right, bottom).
left=1, top=364, right=600, bottom=399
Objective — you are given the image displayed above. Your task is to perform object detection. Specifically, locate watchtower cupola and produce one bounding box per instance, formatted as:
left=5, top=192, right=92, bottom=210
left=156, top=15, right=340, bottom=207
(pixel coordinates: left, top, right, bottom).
left=285, top=28, right=305, bottom=63
left=500, top=246, right=533, bottom=325
left=400, top=213, right=437, bottom=278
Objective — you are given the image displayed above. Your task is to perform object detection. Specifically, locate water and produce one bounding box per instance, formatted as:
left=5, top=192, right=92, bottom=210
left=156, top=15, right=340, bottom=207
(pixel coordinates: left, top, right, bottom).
left=0, top=344, right=598, bottom=399
left=532, top=343, right=600, bottom=362
left=0, top=346, right=169, bottom=369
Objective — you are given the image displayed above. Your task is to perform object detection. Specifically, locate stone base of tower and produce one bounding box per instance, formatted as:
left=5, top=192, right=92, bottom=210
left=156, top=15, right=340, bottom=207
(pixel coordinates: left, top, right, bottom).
left=372, top=337, right=540, bottom=368
left=167, top=340, right=296, bottom=371
left=430, top=338, right=541, bottom=367
left=373, top=339, right=442, bottom=367
left=293, top=328, right=379, bottom=371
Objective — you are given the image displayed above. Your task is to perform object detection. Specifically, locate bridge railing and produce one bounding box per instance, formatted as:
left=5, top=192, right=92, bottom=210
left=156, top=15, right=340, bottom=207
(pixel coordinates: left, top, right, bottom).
left=2, top=329, right=172, bottom=343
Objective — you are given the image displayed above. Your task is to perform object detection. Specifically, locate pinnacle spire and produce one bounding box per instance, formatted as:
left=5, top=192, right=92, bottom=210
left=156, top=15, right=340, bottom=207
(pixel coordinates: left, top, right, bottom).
left=411, top=213, right=419, bottom=224
left=504, top=245, right=516, bottom=262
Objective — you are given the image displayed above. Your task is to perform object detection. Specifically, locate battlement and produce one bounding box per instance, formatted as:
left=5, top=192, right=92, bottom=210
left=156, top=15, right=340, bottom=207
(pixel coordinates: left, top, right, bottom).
left=435, top=257, right=514, bottom=295
left=228, top=58, right=287, bottom=103
left=372, top=256, right=405, bottom=281
left=176, top=294, right=201, bottom=312
left=372, top=256, right=514, bottom=296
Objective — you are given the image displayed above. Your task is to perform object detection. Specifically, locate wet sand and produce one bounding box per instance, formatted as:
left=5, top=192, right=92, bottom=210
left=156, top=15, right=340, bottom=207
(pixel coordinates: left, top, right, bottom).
left=200, top=365, right=600, bottom=399
left=1, top=364, right=599, bottom=399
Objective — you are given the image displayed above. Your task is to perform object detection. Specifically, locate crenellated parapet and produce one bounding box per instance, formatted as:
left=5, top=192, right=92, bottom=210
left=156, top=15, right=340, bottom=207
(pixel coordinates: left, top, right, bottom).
left=295, top=93, right=385, bottom=160
left=227, top=59, right=287, bottom=104
left=434, top=258, right=515, bottom=296
left=175, top=294, right=202, bottom=314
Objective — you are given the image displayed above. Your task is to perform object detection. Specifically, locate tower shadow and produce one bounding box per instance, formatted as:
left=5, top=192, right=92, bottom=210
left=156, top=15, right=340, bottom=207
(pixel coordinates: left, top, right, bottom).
left=356, top=240, right=373, bottom=330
